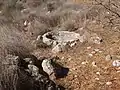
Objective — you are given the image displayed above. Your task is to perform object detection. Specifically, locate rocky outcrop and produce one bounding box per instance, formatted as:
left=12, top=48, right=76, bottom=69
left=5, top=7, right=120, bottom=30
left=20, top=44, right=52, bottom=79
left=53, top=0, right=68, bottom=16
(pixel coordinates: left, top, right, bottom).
left=36, top=30, right=103, bottom=53
left=42, top=31, right=81, bottom=53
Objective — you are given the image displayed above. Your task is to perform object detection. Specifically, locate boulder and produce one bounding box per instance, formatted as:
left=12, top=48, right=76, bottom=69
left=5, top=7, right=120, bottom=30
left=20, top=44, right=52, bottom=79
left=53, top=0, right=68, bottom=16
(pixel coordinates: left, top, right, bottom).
left=42, top=31, right=81, bottom=53
left=42, top=59, right=55, bottom=75
left=42, top=59, right=56, bottom=80
left=41, top=31, right=103, bottom=53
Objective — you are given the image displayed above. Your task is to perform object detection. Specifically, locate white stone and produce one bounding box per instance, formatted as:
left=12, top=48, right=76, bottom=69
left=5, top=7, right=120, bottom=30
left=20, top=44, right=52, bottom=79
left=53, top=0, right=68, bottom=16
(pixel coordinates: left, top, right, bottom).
left=106, top=12, right=110, bottom=14
left=87, top=46, right=91, bottom=49
left=112, top=60, right=120, bottom=67
left=42, top=32, right=54, bottom=46
left=42, top=59, right=54, bottom=75
left=117, top=71, right=120, bottom=73
left=94, top=49, right=99, bottom=52
left=81, top=62, right=86, bottom=65
left=28, top=64, right=39, bottom=76
left=88, top=54, right=93, bottom=57
left=95, top=78, right=100, bottom=80
left=106, top=81, right=112, bottom=85
left=99, top=51, right=102, bottom=53
left=96, top=72, right=100, bottom=75
left=68, top=58, right=71, bottom=61
left=56, top=31, right=80, bottom=43
left=92, top=62, right=97, bottom=67
left=61, top=57, right=64, bottom=60
left=91, top=51, right=96, bottom=54
left=0, top=11, right=2, bottom=14
left=42, top=31, right=80, bottom=53
left=24, top=21, right=27, bottom=26
left=36, top=35, right=41, bottom=41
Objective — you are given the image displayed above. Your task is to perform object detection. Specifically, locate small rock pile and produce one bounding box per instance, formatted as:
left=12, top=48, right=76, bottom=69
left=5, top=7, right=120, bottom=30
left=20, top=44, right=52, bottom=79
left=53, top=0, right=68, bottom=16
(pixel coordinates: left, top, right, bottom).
left=35, top=30, right=103, bottom=53
left=23, top=57, right=63, bottom=90
left=42, top=31, right=80, bottom=53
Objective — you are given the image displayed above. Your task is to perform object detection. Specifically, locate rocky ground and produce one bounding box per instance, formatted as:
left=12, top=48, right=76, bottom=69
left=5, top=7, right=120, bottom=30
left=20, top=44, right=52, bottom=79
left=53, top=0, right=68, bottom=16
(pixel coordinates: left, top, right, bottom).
left=33, top=21, right=120, bottom=90
left=0, top=0, right=120, bottom=90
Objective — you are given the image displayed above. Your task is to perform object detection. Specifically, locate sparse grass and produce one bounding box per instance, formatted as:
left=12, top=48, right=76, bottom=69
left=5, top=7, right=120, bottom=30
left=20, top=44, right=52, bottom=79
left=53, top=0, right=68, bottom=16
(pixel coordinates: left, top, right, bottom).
left=0, top=0, right=120, bottom=90
left=0, top=22, right=33, bottom=56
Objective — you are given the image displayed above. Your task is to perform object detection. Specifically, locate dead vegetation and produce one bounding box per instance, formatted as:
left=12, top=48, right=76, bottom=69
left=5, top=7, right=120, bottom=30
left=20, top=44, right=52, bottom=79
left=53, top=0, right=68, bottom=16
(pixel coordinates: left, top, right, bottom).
left=0, top=0, right=120, bottom=90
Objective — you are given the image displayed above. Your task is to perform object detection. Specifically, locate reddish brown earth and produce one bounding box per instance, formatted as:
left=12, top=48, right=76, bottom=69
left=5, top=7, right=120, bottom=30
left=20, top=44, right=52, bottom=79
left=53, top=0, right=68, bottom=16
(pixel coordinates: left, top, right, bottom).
left=32, top=23, right=120, bottom=90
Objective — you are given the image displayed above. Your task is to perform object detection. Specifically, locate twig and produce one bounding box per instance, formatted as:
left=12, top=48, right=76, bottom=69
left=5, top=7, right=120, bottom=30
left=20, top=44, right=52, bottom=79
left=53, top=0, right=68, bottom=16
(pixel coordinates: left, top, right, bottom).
left=95, top=0, right=120, bottom=17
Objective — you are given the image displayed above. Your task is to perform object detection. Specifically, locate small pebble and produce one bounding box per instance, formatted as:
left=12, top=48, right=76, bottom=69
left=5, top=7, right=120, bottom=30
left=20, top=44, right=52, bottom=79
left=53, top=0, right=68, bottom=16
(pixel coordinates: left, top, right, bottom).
left=117, top=67, right=120, bottom=69
left=91, top=51, right=96, bottom=54
left=79, top=27, right=84, bottom=30
left=92, top=20, right=97, bottom=23
left=96, top=72, right=100, bottom=75
left=73, top=68, right=77, bottom=70
left=92, top=62, right=97, bottom=67
left=87, top=46, right=91, bottom=49
left=94, top=49, right=99, bottom=52
left=106, top=81, right=112, bottom=85
left=104, top=67, right=108, bottom=69
left=88, top=54, right=93, bottom=57
left=74, top=75, right=77, bottom=78
left=0, top=11, right=2, bottom=14
left=68, top=58, right=72, bottom=61
left=24, top=21, right=28, bottom=26
left=117, top=71, right=120, bottom=73
left=106, top=12, right=110, bottom=14
left=98, top=51, right=102, bottom=53
left=61, top=57, right=64, bottom=60
left=95, top=78, right=100, bottom=80
left=112, top=60, right=120, bottom=67
left=81, top=61, right=88, bottom=65
left=105, top=55, right=112, bottom=61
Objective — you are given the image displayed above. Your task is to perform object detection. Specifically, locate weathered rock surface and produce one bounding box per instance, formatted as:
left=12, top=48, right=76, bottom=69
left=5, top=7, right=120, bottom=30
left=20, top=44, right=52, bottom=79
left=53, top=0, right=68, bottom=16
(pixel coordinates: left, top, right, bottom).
left=1, top=54, right=64, bottom=90
left=42, top=31, right=81, bottom=53
left=40, top=31, right=103, bottom=53
left=28, top=64, right=39, bottom=76
left=42, top=59, right=55, bottom=75
left=42, top=59, right=56, bottom=81
left=42, top=32, right=55, bottom=46
left=52, top=42, right=67, bottom=53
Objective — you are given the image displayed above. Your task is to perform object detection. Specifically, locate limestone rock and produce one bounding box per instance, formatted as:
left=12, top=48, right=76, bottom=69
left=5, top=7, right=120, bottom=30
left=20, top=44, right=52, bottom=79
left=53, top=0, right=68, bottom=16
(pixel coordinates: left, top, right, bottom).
left=42, top=32, right=54, bottom=46
left=28, top=64, right=39, bottom=76
left=42, top=59, right=54, bottom=75
left=52, top=43, right=67, bottom=53
left=42, top=31, right=80, bottom=53
left=42, top=59, right=56, bottom=80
